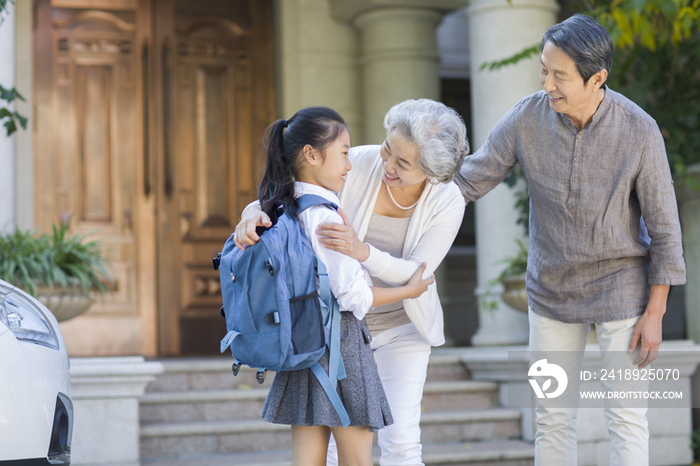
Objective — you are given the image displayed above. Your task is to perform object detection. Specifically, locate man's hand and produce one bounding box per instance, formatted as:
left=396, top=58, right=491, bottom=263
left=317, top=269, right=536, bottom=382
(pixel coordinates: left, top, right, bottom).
left=628, top=285, right=669, bottom=368
left=316, top=208, right=370, bottom=262
left=233, top=206, right=272, bottom=250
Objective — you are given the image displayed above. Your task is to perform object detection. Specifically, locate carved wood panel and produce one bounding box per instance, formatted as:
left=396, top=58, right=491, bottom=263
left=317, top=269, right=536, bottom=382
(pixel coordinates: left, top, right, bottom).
left=155, top=0, right=274, bottom=355
left=35, top=3, right=138, bottom=320
left=77, top=64, right=113, bottom=222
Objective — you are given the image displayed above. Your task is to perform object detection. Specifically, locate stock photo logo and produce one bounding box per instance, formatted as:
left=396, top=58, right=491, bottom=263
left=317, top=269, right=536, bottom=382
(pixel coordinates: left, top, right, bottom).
left=528, top=359, right=568, bottom=399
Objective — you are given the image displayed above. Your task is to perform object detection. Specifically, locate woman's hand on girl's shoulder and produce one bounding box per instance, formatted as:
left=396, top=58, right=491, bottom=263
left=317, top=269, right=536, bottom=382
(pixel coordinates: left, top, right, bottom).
left=405, top=262, right=434, bottom=299
left=316, top=208, right=370, bottom=262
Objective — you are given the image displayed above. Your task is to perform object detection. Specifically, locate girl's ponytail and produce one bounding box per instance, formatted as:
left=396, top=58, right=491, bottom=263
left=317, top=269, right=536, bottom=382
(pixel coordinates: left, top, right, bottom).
left=259, top=119, right=296, bottom=223
left=258, top=107, right=347, bottom=223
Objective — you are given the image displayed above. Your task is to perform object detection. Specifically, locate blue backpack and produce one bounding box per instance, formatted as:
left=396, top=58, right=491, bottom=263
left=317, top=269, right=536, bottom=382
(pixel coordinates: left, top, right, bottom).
left=214, top=194, right=350, bottom=427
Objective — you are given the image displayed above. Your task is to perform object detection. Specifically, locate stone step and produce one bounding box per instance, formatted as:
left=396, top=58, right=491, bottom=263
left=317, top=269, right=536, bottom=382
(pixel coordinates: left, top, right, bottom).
left=141, top=439, right=534, bottom=466
left=426, top=348, right=472, bottom=381
left=140, top=379, right=498, bottom=423
left=420, top=409, right=521, bottom=444
left=422, top=380, right=498, bottom=411
left=140, top=408, right=521, bottom=459
left=146, top=348, right=473, bottom=394
left=140, top=387, right=269, bottom=423
left=140, top=418, right=292, bottom=459
left=145, top=357, right=264, bottom=393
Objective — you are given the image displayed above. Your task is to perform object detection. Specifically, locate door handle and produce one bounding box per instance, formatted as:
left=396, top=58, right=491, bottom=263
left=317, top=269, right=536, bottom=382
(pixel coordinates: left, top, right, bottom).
left=162, top=38, right=174, bottom=198
left=142, top=38, right=152, bottom=197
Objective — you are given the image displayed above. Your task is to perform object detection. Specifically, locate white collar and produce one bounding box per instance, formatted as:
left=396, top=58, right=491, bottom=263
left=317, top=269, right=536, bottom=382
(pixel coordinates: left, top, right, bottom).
left=293, top=182, right=341, bottom=205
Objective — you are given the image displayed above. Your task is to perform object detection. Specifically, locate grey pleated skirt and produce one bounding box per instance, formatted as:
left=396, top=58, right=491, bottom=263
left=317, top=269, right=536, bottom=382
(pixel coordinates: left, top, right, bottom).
left=261, top=312, right=394, bottom=430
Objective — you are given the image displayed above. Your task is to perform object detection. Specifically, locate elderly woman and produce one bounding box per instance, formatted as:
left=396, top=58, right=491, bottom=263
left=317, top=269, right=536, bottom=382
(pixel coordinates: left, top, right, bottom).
left=235, top=99, right=468, bottom=466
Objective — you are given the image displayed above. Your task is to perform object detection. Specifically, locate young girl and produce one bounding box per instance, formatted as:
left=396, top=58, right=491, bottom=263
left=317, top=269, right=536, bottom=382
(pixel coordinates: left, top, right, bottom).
left=256, top=106, right=433, bottom=466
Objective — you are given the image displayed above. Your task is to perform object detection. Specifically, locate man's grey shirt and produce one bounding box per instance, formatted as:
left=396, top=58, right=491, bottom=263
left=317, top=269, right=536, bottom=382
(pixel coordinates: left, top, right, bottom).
left=456, top=88, right=686, bottom=323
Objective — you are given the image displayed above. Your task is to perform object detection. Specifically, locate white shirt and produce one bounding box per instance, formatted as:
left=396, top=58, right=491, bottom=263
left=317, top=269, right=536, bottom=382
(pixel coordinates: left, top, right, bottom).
left=339, top=145, right=465, bottom=346
left=294, top=182, right=374, bottom=321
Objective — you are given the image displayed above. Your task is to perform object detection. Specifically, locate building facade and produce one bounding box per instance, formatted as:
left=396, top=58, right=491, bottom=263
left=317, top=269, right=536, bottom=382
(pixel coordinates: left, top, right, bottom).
left=2, top=0, right=560, bottom=357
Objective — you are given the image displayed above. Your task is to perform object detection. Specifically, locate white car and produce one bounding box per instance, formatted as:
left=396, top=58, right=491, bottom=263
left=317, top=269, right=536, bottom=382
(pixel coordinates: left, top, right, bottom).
left=0, top=279, right=73, bottom=465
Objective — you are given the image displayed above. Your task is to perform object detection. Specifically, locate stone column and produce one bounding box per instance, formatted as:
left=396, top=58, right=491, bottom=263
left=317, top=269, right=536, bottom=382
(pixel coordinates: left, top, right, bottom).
left=276, top=0, right=364, bottom=142
left=354, top=7, right=441, bottom=144
left=466, top=0, right=559, bottom=346
left=329, top=0, right=464, bottom=144
left=676, top=164, right=700, bottom=343
left=0, top=2, right=16, bottom=232
left=14, top=0, right=33, bottom=230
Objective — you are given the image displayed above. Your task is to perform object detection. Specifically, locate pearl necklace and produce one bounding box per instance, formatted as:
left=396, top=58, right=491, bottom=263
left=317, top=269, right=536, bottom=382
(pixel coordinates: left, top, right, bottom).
left=384, top=180, right=421, bottom=210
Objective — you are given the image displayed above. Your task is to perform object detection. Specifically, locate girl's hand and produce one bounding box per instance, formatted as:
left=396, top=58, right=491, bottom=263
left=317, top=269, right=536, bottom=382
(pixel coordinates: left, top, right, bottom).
left=316, top=208, right=370, bottom=262
left=234, top=208, right=272, bottom=250
left=405, top=262, right=434, bottom=299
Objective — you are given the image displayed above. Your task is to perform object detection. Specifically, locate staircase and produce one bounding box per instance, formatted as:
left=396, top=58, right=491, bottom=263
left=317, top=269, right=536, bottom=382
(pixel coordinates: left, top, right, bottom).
left=140, top=349, right=534, bottom=466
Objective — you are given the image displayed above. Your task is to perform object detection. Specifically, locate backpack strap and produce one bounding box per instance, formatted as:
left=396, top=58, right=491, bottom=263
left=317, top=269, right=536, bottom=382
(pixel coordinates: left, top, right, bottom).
left=311, top=361, right=350, bottom=428
left=313, top=254, right=350, bottom=428
left=296, top=194, right=339, bottom=214
left=317, top=258, right=347, bottom=384
left=220, top=329, right=240, bottom=353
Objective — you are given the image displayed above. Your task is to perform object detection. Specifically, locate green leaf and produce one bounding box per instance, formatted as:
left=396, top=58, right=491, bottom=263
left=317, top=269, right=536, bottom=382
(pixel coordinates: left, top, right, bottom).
left=640, top=17, right=657, bottom=50
left=660, top=0, right=680, bottom=19
left=0, top=105, right=28, bottom=136
left=14, top=112, right=27, bottom=130
left=4, top=118, right=16, bottom=136
left=0, top=85, right=25, bottom=103
left=480, top=44, right=540, bottom=72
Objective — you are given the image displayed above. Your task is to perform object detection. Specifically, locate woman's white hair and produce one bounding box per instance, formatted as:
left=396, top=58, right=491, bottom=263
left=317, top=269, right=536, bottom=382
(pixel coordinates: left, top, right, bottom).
left=383, top=99, right=469, bottom=183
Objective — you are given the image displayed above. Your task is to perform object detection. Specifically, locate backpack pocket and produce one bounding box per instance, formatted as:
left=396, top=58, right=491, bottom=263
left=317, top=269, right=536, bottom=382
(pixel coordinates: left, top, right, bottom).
left=231, top=331, right=282, bottom=369
left=289, top=291, right=325, bottom=355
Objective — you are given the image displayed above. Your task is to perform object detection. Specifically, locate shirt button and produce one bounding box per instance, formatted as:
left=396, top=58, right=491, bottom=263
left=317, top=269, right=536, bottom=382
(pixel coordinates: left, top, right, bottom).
left=574, top=156, right=579, bottom=162
left=572, top=178, right=577, bottom=183
left=568, top=203, right=574, bottom=208
left=576, top=134, right=582, bottom=140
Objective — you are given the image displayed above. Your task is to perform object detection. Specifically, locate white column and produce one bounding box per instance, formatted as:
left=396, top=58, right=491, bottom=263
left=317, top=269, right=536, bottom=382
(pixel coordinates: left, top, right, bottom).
left=0, top=2, right=16, bottom=233
left=14, top=0, right=33, bottom=230
left=354, top=7, right=443, bottom=144
left=677, top=164, right=700, bottom=342
left=329, top=0, right=464, bottom=144
left=466, top=0, right=559, bottom=346
left=275, top=0, right=364, bottom=143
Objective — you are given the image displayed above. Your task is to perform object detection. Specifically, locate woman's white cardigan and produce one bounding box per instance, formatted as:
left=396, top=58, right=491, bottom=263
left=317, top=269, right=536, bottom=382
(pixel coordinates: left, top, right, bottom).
left=341, top=145, right=465, bottom=346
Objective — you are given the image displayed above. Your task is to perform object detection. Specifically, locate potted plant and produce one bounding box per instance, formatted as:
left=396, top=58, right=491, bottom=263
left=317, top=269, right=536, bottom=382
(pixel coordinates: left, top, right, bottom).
left=480, top=239, right=529, bottom=313
left=498, top=239, right=529, bottom=313
left=0, top=219, right=112, bottom=321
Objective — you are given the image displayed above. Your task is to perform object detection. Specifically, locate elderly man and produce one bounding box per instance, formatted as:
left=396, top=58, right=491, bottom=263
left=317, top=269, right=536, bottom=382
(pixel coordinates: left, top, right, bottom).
left=456, top=14, right=686, bottom=466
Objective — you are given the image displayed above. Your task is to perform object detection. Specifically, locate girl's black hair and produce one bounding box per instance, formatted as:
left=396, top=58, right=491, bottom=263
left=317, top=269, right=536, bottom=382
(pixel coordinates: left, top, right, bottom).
left=258, top=106, right=347, bottom=222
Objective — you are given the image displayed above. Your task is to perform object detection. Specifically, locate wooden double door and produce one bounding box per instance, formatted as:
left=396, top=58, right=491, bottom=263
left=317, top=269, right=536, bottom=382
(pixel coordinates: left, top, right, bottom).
left=34, top=0, right=274, bottom=355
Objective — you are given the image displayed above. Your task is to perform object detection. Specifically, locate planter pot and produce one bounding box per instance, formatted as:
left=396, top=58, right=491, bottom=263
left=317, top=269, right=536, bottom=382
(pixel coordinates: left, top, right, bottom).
left=36, top=287, right=93, bottom=322
left=501, top=274, right=528, bottom=313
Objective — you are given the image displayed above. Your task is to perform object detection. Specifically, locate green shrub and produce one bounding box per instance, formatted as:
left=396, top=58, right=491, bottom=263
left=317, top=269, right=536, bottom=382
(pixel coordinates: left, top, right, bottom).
left=0, top=219, right=112, bottom=296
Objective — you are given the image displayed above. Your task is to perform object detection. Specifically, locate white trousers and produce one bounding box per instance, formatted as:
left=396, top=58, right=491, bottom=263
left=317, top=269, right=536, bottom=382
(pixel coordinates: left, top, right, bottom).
left=327, top=323, right=431, bottom=466
left=529, top=310, right=649, bottom=466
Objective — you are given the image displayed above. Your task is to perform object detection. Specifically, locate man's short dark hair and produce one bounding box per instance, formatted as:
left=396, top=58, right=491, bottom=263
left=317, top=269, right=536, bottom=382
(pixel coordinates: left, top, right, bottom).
left=541, top=14, right=613, bottom=85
